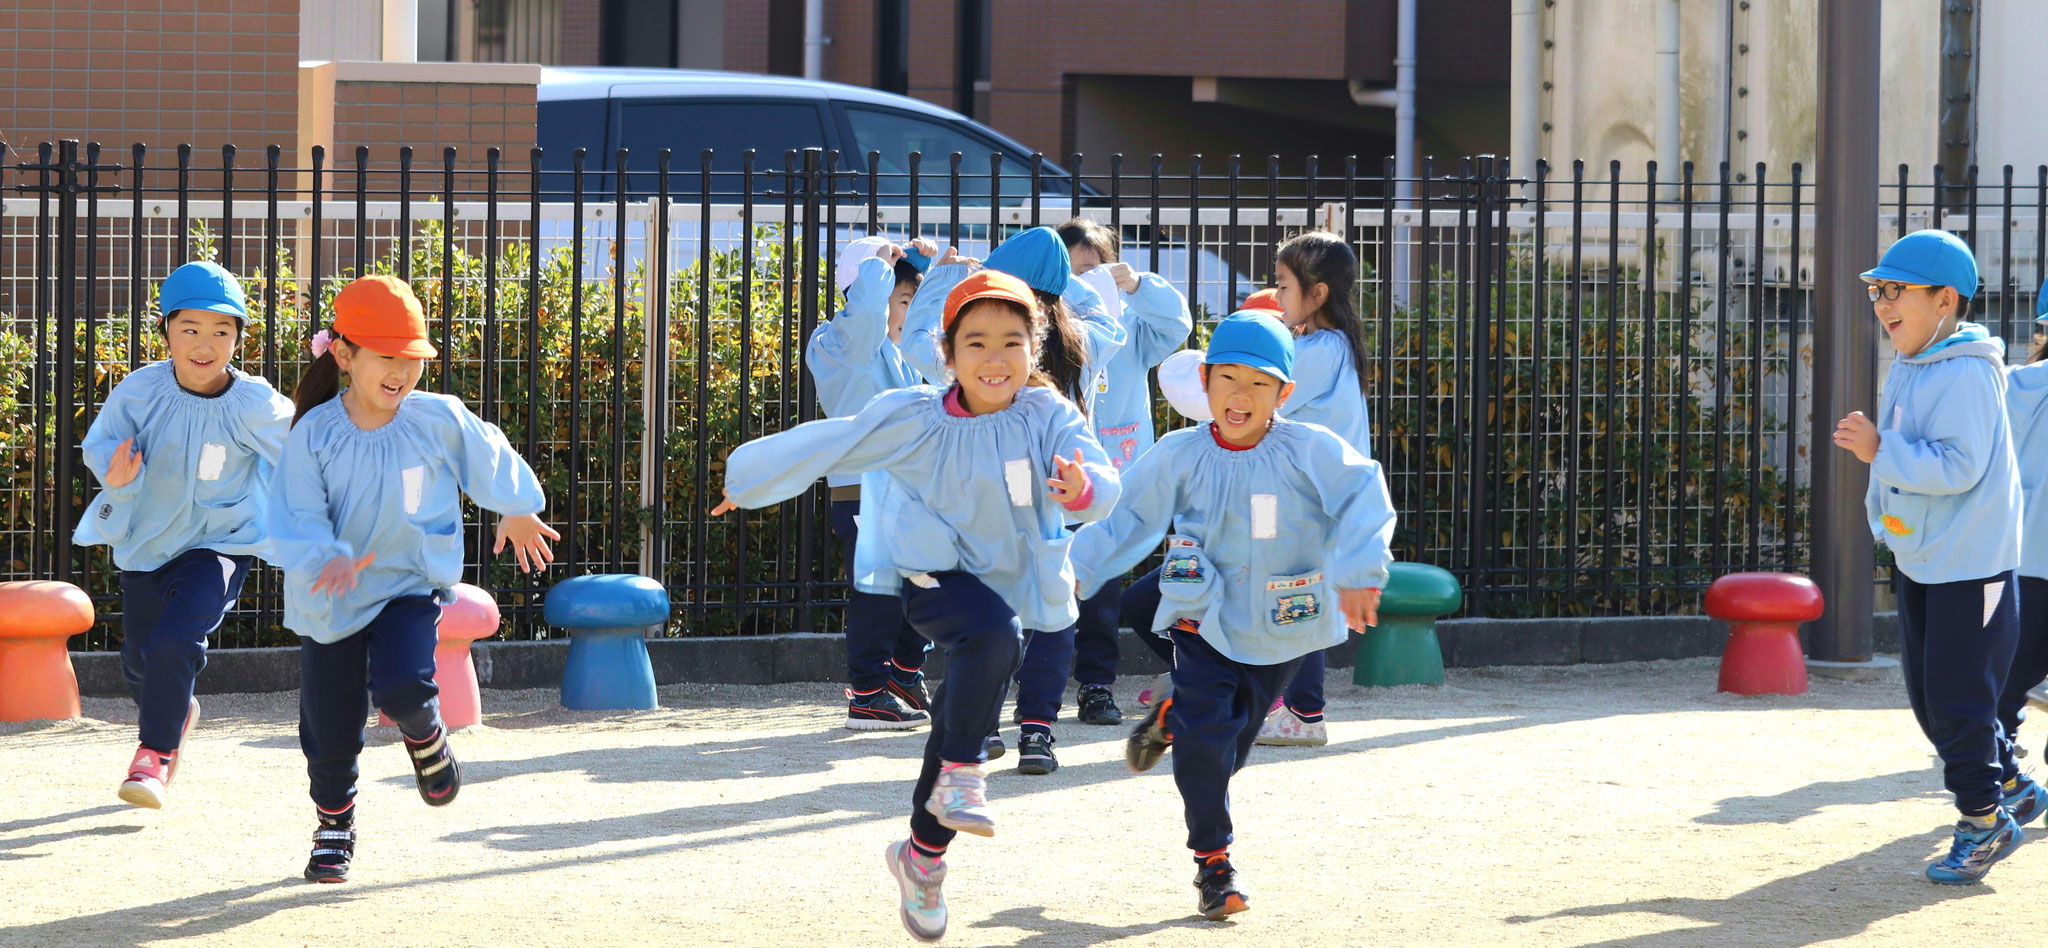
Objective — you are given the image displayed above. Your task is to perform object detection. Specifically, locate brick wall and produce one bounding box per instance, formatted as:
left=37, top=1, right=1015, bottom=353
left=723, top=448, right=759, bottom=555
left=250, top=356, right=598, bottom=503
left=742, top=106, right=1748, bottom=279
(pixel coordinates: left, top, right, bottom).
left=560, top=0, right=604, bottom=66
left=0, top=0, right=300, bottom=160
left=723, top=2, right=772, bottom=73
left=826, top=0, right=876, bottom=88
left=330, top=81, right=540, bottom=167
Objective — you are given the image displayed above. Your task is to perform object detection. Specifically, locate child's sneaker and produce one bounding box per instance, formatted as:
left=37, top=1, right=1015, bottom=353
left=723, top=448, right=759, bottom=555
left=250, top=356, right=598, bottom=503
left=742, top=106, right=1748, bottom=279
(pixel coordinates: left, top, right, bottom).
left=984, top=732, right=1006, bottom=761
left=923, top=763, right=995, bottom=837
left=304, top=808, right=356, bottom=883
left=403, top=726, right=461, bottom=806
left=117, top=746, right=174, bottom=809
left=1016, top=730, right=1058, bottom=775
left=1077, top=684, right=1122, bottom=725
left=846, top=688, right=930, bottom=730
left=1195, top=853, right=1250, bottom=919
left=1925, top=812, right=2026, bottom=885
left=885, top=839, right=947, bottom=942
left=2006, top=776, right=2048, bottom=827
left=1255, top=706, right=1327, bottom=746
left=886, top=668, right=931, bottom=712
left=1126, top=696, right=1174, bottom=773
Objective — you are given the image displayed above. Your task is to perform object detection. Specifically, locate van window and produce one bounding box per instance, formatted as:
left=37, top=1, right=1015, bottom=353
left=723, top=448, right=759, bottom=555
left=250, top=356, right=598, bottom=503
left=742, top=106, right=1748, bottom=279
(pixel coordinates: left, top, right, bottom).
left=614, top=101, right=832, bottom=194
left=844, top=107, right=1065, bottom=202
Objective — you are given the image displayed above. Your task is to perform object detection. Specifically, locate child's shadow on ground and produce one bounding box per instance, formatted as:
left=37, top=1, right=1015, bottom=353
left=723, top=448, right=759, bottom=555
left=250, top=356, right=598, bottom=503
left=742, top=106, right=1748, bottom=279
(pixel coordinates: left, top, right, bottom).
left=970, top=905, right=1213, bottom=946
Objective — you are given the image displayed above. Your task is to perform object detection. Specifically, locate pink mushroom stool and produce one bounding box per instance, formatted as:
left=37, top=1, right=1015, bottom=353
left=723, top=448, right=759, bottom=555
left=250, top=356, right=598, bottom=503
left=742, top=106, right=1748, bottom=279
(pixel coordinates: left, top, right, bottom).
left=1705, top=572, right=1825, bottom=696
left=380, top=583, right=500, bottom=730
left=0, top=581, right=94, bottom=722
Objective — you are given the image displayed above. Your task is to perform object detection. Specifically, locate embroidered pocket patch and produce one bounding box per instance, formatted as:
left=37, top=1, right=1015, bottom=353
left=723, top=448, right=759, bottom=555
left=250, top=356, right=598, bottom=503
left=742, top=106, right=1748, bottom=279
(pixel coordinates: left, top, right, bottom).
left=1161, top=537, right=1204, bottom=584
left=1272, top=592, right=1321, bottom=626
left=1881, top=514, right=1912, bottom=537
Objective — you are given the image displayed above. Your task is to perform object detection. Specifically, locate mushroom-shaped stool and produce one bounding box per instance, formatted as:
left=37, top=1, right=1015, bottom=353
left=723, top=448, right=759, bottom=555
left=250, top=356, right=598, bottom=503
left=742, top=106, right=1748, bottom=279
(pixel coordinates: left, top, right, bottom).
left=1353, top=563, right=1463, bottom=688
left=1706, top=572, right=1825, bottom=696
left=0, top=581, right=94, bottom=722
left=548, top=574, right=669, bottom=711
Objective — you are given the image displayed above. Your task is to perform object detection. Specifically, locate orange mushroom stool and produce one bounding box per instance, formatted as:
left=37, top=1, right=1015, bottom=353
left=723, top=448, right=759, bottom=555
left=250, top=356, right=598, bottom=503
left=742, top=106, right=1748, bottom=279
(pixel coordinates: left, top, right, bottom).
left=1705, top=572, right=1825, bottom=696
left=378, top=584, right=500, bottom=730
left=0, top=581, right=94, bottom=722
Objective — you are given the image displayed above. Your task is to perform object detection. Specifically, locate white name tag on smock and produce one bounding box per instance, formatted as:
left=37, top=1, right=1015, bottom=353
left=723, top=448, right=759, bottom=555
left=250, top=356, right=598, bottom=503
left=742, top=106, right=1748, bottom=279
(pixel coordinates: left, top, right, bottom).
left=1005, top=459, right=1035, bottom=507
left=196, top=443, right=227, bottom=481
left=402, top=466, right=426, bottom=514
left=1251, top=494, right=1278, bottom=539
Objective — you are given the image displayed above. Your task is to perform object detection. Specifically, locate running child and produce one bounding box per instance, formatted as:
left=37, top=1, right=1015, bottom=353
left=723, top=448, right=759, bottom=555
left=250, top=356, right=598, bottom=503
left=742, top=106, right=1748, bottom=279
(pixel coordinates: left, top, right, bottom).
left=1070, top=310, right=1394, bottom=918
left=902, top=224, right=1128, bottom=772
left=714, top=270, right=1119, bottom=941
left=75, top=261, right=295, bottom=809
left=1833, top=229, right=2030, bottom=884
left=807, top=234, right=937, bottom=729
left=1992, top=277, right=2048, bottom=804
left=1055, top=216, right=1193, bottom=728
left=269, top=275, right=559, bottom=883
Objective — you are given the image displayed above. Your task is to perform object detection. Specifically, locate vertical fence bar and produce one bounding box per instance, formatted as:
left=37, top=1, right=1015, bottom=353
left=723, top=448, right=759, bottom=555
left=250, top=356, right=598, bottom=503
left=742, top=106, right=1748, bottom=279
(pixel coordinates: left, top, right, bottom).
left=568, top=148, right=586, bottom=571
left=217, top=145, right=234, bottom=274
left=483, top=149, right=501, bottom=425
left=1711, top=162, right=1731, bottom=575
left=1676, top=162, right=1695, bottom=577
left=1564, top=160, right=1584, bottom=598
left=1029, top=152, right=1042, bottom=227
left=1226, top=156, right=1242, bottom=307
left=648, top=148, right=671, bottom=587
left=1187, top=155, right=1201, bottom=315
left=82, top=143, right=100, bottom=429
left=128, top=144, right=144, bottom=370
left=311, top=147, right=325, bottom=329
left=1748, top=163, right=1767, bottom=566
left=525, top=148, right=542, bottom=484
left=1467, top=156, right=1495, bottom=616
left=796, top=148, right=823, bottom=633
left=29, top=143, right=51, bottom=577
left=263, top=145, right=280, bottom=379
left=990, top=153, right=1004, bottom=246
left=1148, top=155, right=1163, bottom=274
left=52, top=140, right=79, bottom=582
left=1597, top=161, right=1621, bottom=599
left=1785, top=163, right=1804, bottom=563
left=2000, top=165, right=2015, bottom=340
left=1637, top=160, right=1658, bottom=610
left=1529, top=159, right=1549, bottom=595
left=779, top=151, right=798, bottom=590
left=948, top=152, right=962, bottom=250
left=737, top=149, right=756, bottom=605
left=907, top=151, right=921, bottom=238
left=612, top=148, right=630, bottom=574
left=1067, top=152, right=1083, bottom=222
left=440, top=148, right=455, bottom=388
left=866, top=150, right=881, bottom=237
left=398, top=147, right=414, bottom=281
left=175, top=144, right=190, bottom=265
left=1380, top=156, right=1396, bottom=463
left=354, top=146, right=369, bottom=275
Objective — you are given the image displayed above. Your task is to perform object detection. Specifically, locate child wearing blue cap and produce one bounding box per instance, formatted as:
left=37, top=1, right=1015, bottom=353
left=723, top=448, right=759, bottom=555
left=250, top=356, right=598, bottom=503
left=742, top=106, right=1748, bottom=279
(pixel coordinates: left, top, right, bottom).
left=1071, top=310, right=1395, bottom=919
left=1833, top=228, right=2034, bottom=884
left=1057, top=217, right=1195, bottom=729
left=73, top=260, right=295, bottom=810
left=716, top=270, right=1120, bottom=942
left=901, top=224, right=1130, bottom=772
left=1992, top=278, right=2048, bottom=787
left=808, top=235, right=937, bottom=730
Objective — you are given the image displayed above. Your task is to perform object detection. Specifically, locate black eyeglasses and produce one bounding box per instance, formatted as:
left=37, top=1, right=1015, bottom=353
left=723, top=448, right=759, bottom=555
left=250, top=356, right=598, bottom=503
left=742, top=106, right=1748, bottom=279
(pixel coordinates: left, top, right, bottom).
left=1866, top=282, right=1933, bottom=302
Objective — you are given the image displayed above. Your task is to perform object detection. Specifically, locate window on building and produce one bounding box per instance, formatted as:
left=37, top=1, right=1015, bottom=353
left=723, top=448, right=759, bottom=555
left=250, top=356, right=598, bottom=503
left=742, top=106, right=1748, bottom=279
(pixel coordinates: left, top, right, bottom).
left=603, top=0, right=677, bottom=67
left=876, top=0, right=910, bottom=95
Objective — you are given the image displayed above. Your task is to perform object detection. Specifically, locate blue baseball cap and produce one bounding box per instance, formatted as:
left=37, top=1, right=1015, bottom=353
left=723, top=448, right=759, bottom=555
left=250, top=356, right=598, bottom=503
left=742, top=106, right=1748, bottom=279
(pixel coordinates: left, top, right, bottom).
left=1204, top=311, right=1296, bottom=383
left=1860, top=229, right=1979, bottom=299
left=903, top=245, right=934, bottom=276
left=984, top=226, right=1071, bottom=295
left=158, top=261, right=248, bottom=322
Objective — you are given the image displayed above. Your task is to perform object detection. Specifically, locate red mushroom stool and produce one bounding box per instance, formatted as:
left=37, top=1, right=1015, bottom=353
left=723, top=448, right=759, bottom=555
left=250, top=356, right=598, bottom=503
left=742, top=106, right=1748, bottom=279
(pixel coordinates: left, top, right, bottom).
left=0, top=581, right=94, bottom=722
left=1705, top=572, right=1825, bottom=696
left=379, top=584, right=500, bottom=730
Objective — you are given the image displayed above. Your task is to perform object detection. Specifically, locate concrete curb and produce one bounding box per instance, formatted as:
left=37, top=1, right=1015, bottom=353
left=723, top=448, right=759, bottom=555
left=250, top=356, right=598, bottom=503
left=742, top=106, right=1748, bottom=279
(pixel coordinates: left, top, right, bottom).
left=70, top=612, right=1905, bottom=697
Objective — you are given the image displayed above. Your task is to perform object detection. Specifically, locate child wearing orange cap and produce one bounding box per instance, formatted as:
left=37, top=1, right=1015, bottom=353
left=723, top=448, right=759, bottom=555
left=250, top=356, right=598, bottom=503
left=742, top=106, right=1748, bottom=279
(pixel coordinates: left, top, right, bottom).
left=268, top=275, right=559, bottom=884
left=713, top=270, right=1120, bottom=942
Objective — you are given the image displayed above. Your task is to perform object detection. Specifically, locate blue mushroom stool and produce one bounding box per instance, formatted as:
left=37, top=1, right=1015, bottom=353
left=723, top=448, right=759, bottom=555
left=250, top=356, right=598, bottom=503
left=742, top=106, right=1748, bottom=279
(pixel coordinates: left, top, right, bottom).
left=546, top=574, right=670, bottom=710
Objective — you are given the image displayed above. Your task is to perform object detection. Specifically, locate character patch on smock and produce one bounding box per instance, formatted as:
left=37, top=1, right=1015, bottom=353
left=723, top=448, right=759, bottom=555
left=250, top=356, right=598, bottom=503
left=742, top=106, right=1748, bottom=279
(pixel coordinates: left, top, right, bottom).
left=1267, top=571, right=1324, bottom=626
left=1882, top=514, right=1913, bottom=536
left=1161, top=537, right=1204, bottom=584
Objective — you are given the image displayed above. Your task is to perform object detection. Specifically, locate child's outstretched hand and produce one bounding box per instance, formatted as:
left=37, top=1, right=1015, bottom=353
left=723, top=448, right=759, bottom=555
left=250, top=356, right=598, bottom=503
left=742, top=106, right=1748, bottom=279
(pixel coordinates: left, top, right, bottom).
left=1047, top=449, right=1090, bottom=505
left=1104, top=261, right=1140, bottom=295
left=1339, top=586, right=1382, bottom=631
left=311, top=554, right=376, bottom=597
left=709, top=492, right=738, bottom=517
left=907, top=237, right=939, bottom=259
left=1832, top=411, right=1880, bottom=464
left=494, top=513, right=561, bottom=574
left=876, top=242, right=907, bottom=266
left=104, top=437, right=143, bottom=489
left=938, top=246, right=980, bottom=270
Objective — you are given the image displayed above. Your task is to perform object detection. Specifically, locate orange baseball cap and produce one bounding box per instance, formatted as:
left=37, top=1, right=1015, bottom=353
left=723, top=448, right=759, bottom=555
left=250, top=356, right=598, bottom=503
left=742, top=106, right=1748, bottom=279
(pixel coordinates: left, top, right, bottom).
left=1241, top=287, right=1283, bottom=314
left=943, top=269, right=1037, bottom=333
left=331, top=275, right=438, bottom=359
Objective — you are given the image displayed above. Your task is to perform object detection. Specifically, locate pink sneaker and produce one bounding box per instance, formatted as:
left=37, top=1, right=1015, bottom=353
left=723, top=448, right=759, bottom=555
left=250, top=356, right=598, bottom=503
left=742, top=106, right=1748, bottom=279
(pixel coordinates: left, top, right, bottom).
left=1255, top=706, right=1328, bottom=746
left=118, top=746, right=175, bottom=809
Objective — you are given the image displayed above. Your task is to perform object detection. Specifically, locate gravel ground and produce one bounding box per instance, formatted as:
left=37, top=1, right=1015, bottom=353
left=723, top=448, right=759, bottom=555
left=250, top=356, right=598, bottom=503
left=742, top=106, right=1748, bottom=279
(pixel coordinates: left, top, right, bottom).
left=0, top=657, right=2036, bottom=947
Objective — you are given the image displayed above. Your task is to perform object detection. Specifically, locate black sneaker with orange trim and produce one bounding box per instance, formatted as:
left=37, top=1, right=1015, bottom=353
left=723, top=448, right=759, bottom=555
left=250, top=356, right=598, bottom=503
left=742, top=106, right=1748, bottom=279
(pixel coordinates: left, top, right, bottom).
left=1126, top=696, right=1173, bottom=773
left=1195, top=853, right=1249, bottom=919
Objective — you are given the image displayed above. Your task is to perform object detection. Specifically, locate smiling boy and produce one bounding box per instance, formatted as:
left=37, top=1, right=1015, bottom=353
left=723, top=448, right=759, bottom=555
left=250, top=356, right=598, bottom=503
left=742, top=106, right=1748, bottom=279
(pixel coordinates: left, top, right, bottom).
left=1068, top=310, right=1396, bottom=919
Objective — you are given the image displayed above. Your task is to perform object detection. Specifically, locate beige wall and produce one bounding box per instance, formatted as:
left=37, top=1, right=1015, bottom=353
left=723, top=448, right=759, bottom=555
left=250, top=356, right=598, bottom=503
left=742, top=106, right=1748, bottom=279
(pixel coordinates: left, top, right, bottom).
left=1535, top=0, right=1937, bottom=179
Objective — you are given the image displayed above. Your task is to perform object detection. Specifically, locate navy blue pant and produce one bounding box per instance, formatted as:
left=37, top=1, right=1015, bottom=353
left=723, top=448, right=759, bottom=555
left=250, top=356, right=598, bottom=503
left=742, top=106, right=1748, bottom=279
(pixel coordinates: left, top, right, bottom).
left=831, top=499, right=930, bottom=690
left=1071, top=581, right=1123, bottom=686
left=1282, top=649, right=1330, bottom=716
left=900, top=572, right=1028, bottom=852
left=1122, top=567, right=1176, bottom=666
left=1014, top=625, right=1075, bottom=724
left=119, top=549, right=253, bottom=752
left=299, top=594, right=444, bottom=811
left=1997, top=576, right=2048, bottom=779
left=1896, top=570, right=2021, bottom=815
left=1168, top=628, right=1306, bottom=854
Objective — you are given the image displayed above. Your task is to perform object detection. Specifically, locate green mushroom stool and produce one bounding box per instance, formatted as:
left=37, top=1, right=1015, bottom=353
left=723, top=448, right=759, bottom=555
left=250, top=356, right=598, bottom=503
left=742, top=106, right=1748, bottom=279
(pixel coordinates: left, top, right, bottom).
left=1353, top=562, right=1463, bottom=687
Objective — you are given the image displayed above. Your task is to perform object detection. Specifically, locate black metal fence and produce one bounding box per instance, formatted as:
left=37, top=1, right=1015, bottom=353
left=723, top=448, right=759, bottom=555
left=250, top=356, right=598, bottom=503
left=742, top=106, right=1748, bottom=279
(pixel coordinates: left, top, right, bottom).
left=6, top=141, right=2043, bottom=649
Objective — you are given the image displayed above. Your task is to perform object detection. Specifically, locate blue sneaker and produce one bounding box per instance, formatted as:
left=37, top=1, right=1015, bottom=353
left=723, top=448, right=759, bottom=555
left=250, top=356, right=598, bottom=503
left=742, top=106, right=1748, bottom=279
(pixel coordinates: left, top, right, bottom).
left=1926, top=812, right=2026, bottom=885
left=2006, top=777, right=2048, bottom=827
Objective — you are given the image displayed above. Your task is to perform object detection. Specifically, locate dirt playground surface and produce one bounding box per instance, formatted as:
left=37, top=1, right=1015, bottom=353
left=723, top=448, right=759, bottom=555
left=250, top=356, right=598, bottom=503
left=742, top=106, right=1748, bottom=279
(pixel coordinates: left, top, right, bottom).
left=1, top=656, right=2040, bottom=947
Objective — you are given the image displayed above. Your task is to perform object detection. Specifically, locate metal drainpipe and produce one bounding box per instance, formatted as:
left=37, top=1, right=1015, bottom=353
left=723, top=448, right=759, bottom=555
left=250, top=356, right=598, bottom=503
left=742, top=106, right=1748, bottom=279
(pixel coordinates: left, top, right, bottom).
left=1657, top=0, right=1680, bottom=198
left=1510, top=0, right=1540, bottom=178
left=1393, top=0, right=1417, bottom=307
left=803, top=0, right=825, bottom=79
left=382, top=0, right=418, bottom=63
